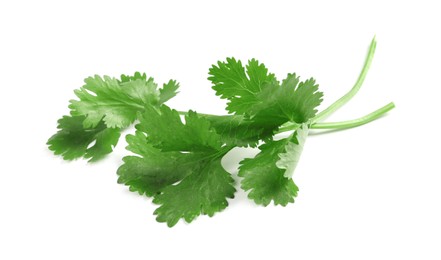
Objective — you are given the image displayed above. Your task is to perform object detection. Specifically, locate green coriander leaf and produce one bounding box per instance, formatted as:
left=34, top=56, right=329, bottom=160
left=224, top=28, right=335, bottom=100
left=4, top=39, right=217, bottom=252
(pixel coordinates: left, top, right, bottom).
left=276, top=124, right=309, bottom=178
left=119, top=72, right=148, bottom=82
left=202, top=72, right=321, bottom=147
left=69, top=75, right=160, bottom=128
left=209, top=59, right=322, bottom=133
left=153, top=158, right=235, bottom=227
left=251, top=74, right=323, bottom=125
left=47, top=115, right=121, bottom=162
left=159, top=80, right=179, bottom=103
left=238, top=126, right=309, bottom=206
left=136, top=105, right=222, bottom=152
left=208, top=58, right=277, bottom=114
left=120, top=72, right=179, bottom=103
left=117, top=131, right=198, bottom=196
left=49, top=72, right=180, bottom=162
left=117, top=105, right=235, bottom=226
left=203, top=114, right=278, bottom=147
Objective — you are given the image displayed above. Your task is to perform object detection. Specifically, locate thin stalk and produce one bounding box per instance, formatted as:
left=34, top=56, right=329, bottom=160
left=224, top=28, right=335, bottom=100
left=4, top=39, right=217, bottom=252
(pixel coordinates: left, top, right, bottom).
left=277, top=102, right=395, bottom=133
left=312, top=36, right=377, bottom=123
left=311, top=102, right=395, bottom=129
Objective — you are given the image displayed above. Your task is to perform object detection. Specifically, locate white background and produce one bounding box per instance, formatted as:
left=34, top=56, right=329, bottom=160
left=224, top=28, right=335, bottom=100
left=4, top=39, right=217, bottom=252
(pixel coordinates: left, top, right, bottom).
left=1, top=0, right=440, bottom=259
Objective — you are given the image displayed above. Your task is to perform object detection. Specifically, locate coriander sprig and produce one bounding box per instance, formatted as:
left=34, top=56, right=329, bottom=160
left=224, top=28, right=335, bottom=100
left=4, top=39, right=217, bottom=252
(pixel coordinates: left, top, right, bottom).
left=48, top=37, right=394, bottom=227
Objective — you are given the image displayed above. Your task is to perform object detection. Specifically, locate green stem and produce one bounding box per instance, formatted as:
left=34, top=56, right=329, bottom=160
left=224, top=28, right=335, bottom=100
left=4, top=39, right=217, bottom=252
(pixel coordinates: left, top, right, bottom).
left=276, top=122, right=300, bottom=133
left=277, top=102, right=395, bottom=133
left=311, top=102, right=395, bottom=129
left=312, top=36, right=377, bottom=123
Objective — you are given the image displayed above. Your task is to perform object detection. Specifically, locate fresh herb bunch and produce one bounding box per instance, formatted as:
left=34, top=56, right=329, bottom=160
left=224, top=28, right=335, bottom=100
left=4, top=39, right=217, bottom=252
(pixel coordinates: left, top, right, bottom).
left=48, top=37, right=394, bottom=227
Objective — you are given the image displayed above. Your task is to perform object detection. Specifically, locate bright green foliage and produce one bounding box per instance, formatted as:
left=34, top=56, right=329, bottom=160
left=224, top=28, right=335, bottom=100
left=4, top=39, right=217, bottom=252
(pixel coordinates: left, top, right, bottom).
left=69, top=73, right=179, bottom=129
left=238, top=130, right=305, bottom=206
left=208, top=59, right=322, bottom=125
left=119, top=72, right=179, bottom=105
left=117, top=131, right=197, bottom=196
left=47, top=115, right=121, bottom=162
left=69, top=75, right=160, bottom=128
left=250, top=74, right=323, bottom=125
left=159, top=80, right=180, bottom=103
left=276, top=124, right=309, bottom=178
left=119, top=71, right=148, bottom=82
left=239, top=125, right=309, bottom=205
left=203, top=114, right=278, bottom=147
left=117, top=105, right=235, bottom=227
left=48, top=72, right=178, bottom=162
left=49, top=64, right=320, bottom=224
left=153, top=158, right=235, bottom=227
left=49, top=38, right=390, bottom=227
left=208, top=58, right=278, bottom=115
left=136, top=106, right=222, bottom=152
left=208, top=59, right=322, bottom=149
